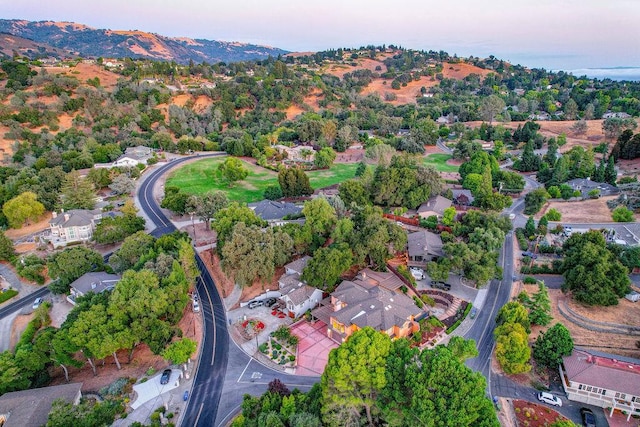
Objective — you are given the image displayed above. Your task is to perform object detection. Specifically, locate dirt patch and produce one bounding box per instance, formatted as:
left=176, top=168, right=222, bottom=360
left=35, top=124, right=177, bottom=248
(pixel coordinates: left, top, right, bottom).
left=4, top=212, right=52, bottom=240
left=537, top=196, right=616, bottom=223
left=9, top=313, right=34, bottom=349
left=37, top=63, right=121, bottom=90
left=335, top=148, right=364, bottom=163
left=202, top=251, right=235, bottom=299
left=512, top=399, right=568, bottom=426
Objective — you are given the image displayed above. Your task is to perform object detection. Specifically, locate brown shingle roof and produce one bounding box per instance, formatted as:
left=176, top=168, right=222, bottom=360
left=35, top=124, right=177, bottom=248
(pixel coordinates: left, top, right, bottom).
left=407, top=230, right=444, bottom=258
left=563, top=349, right=640, bottom=396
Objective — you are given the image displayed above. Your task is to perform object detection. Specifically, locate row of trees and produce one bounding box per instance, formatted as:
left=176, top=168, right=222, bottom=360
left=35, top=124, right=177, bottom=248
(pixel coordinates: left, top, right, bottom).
left=234, top=329, right=498, bottom=427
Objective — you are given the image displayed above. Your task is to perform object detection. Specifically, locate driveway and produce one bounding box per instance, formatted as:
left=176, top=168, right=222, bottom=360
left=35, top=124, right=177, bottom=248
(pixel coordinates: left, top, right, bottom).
left=415, top=272, right=479, bottom=302
left=291, top=321, right=337, bottom=376
left=131, top=369, right=182, bottom=410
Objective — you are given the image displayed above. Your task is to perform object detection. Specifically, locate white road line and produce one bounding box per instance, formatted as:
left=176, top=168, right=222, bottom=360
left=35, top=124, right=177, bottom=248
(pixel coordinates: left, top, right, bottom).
left=238, top=360, right=252, bottom=383
left=199, top=270, right=217, bottom=366
left=193, top=402, right=205, bottom=426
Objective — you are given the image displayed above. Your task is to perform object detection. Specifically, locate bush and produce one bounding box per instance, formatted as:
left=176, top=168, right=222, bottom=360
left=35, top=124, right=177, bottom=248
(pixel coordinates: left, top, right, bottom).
left=545, top=208, right=561, bottom=221
left=413, top=296, right=424, bottom=308
left=523, top=276, right=537, bottom=284
left=0, top=289, right=18, bottom=303
left=612, top=206, right=634, bottom=222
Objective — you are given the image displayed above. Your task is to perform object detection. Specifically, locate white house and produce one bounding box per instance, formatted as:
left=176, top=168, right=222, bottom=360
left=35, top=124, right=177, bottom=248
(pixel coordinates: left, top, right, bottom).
left=48, top=209, right=103, bottom=248
left=278, top=256, right=322, bottom=318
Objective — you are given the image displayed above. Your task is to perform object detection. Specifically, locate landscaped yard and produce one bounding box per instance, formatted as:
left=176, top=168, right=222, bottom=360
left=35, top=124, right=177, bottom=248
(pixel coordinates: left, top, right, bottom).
left=165, top=157, right=357, bottom=203
left=423, top=153, right=459, bottom=173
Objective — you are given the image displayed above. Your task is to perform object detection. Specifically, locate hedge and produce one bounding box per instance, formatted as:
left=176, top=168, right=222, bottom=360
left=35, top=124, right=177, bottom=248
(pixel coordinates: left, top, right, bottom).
left=446, top=303, right=473, bottom=334
left=0, top=289, right=18, bottom=304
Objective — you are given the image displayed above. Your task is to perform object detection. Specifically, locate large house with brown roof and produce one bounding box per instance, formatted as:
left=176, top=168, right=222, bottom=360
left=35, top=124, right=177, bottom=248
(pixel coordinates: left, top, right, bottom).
left=560, top=348, right=640, bottom=420
left=0, top=382, right=82, bottom=426
left=407, top=230, right=444, bottom=267
left=312, top=270, right=423, bottom=343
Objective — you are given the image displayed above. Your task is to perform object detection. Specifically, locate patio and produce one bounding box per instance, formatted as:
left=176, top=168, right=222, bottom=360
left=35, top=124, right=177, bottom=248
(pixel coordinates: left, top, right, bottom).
left=290, top=321, right=338, bottom=376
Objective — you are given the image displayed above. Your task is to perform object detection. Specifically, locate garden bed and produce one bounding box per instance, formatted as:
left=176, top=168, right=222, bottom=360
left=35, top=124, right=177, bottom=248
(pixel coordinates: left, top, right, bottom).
left=237, top=318, right=265, bottom=340
left=512, top=399, right=568, bottom=427
left=258, top=325, right=298, bottom=368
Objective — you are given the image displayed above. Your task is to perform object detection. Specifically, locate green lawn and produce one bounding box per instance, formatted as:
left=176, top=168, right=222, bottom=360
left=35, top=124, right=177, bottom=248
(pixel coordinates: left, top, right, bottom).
left=423, top=153, right=459, bottom=173
left=165, top=157, right=358, bottom=203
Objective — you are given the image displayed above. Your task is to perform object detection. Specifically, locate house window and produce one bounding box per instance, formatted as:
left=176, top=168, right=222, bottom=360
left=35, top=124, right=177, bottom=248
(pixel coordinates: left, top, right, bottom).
left=615, top=392, right=626, bottom=400
left=68, top=228, right=76, bottom=239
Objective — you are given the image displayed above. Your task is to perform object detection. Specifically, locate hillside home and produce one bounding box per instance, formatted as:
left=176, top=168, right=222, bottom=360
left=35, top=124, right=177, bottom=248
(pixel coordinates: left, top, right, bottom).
left=567, top=178, right=619, bottom=199
left=250, top=200, right=302, bottom=226
left=48, top=209, right=103, bottom=248
left=0, top=383, right=82, bottom=427
left=560, top=349, right=640, bottom=421
left=417, top=195, right=452, bottom=219
left=278, top=256, right=322, bottom=318
left=452, top=189, right=475, bottom=206
left=407, top=230, right=444, bottom=266
left=312, top=271, right=423, bottom=343
left=67, top=272, right=121, bottom=305
left=273, top=144, right=314, bottom=162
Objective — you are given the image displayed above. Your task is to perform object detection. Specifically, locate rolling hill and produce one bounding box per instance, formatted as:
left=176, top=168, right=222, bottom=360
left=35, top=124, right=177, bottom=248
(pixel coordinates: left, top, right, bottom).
left=0, top=19, right=288, bottom=64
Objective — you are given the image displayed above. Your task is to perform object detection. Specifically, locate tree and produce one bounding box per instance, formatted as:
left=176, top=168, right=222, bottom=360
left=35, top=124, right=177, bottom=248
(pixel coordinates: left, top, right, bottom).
left=186, top=191, right=229, bottom=227
left=533, top=323, right=574, bottom=369
left=278, top=168, right=313, bottom=198
left=93, top=213, right=145, bottom=245
left=364, top=144, right=396, bottom=166
left=571, top=120, right=588, bottom=136
left=301, top=244, right=353, bottom=291
left=612, top=206, right=634, bottom=222
left=60, top=170, right=95, bottom=210
left=2, top=191, right=45, bottom=229
left=218, top=157, right=249, bottom=186
left=496, top=301, right=531, bottom=332
left=602, top=117, right=637, bottom=140
left=314, top=147, right=337, bottom=169
left=494, top=322, right=531, bottom=374
left=109, top=231, right=155, bottom=273
left=525, top=282, right=552, bottom=326
left=0, top=231, right=16, bottom=262
left=212, top=202, right=265, bottom=250
left=87, top=167, right=112, bottom=189
left=516, top=140, right=541, bottom=172
left=162, top=338, right=197, bottom=364
left=108, top=174, right=135, bottom=195
left=46, top=397, right=122, bottom=427
left=604, top=156, right=617, bottom=185
left=524, top=188, right=549, bottom=215
left=480, top=95, right=506, bottom=124
left=302, top=198, right=336, bottom=237
left=525, top=216, right=536, bottom=238
left=561, top=230, right=631, bottom=305
left=338, top=179, right=370, bottom=207
left=564, top=99, right=578, bottom=120
left=47, top=247, right=105, bottom=291
left=321, top=327, right=391, bottom=426
left=442, top=206, right=456, bottom=226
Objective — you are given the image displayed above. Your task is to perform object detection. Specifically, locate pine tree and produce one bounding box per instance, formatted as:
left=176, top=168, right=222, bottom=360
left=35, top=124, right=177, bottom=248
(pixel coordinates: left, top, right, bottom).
left=60, top=170, right=96, bottom=210
left=604, top=156, right=617, bottom=185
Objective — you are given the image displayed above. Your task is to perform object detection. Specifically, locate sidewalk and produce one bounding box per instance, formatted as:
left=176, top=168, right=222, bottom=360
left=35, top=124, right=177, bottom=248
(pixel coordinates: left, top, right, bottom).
left=439, top=288, right=488, bottom=344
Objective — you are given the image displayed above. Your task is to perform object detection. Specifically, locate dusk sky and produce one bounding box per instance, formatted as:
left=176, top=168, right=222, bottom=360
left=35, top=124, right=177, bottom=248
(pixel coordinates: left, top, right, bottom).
left=2, top=0, right=639, bottom=71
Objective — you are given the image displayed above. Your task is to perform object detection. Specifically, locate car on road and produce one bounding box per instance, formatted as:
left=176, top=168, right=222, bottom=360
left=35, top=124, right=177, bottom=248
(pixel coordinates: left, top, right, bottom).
left=264, top=297, right=277, bottom=307
left=508, top=213, right=516, bottom=220
left=32, top=297, right=43, bottom=309
left=248, top=300, right=264, bottom=309
left=410, top=267, right=425, bottom=280
left=160, top=369, right=172, bottom=385
left=580, top=407, right=596, bottom=427
left=469, top=307, right=478, bottom=319
left=192, top=300, right=200, bottom=313
left=430, top=281, right=451, bottom=291
left=537, top=392, right=562, bottom=407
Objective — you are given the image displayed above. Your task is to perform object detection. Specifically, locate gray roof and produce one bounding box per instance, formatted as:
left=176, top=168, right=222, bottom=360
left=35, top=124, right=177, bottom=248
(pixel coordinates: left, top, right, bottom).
left=70, top=272, right=121, bottom=295
left=284, top=255, right=311, bottom=275
left=251, top=200, right=302, bottom=221
left=0, top=382, right=82, bottom=427
left=283, top=284, right=319, bottom=305
left=279, top=273, right=303, bottom=289
left=354, top=268, right=405, bottom=292
left=452, top=189, right=475, bottom=204
left=50, top=209, right=101, bottom=228
left=566, top=179, right=619, bottom=195
left=417, top=195, right=452, bottom=216
left=332, top=279, right=422, bottom=331
left=408, top=230, right=444, bottom=258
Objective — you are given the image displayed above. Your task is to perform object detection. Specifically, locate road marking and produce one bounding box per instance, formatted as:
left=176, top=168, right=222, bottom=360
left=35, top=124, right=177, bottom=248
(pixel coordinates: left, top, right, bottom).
left=198, top=270, right=217, bottom=366
left=193, top=402, right=205, bottom=426
left=238, top=360, right=252, bottom=382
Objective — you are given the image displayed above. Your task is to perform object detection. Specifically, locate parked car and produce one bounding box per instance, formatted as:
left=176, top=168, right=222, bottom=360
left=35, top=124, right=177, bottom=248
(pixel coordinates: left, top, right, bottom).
left=580, top=407, right=596, bottom=427
left=264, top=297, right=277, bottom=307
left=430, top=281, right=451, bottom=291
left=32, top=297, right=43, bottom=309
left=537, top=392, right=562, bottom=407
left=192, top=300, right=200, bottom=313
left=522, top=251, right=538, bottom=259
left=160, top=369, right=172, bottom=385
left=192, top=293, right=199, bottom=302
left=410, top=267, right=425, bottom=281
left=248, top=300, right=264, bottom=309
left=469, top=307, right=478, bottom=319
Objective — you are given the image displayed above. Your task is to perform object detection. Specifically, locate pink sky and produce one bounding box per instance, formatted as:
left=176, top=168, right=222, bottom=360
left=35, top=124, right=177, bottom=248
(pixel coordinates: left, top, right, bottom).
left=2, top=0, right=639, bottom=70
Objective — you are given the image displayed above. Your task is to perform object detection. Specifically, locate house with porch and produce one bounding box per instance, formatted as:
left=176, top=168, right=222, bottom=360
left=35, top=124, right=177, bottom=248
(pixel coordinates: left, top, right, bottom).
left=417, top=195, right=452, bottom=219
left=407, top=230, right=444, bottom=267
left=560, top=348, right=640, bottom=421
left=67, top=272, right=121, bottom=305
left=48, top=209, right=103, bottom=248
left=278, top=256, right=322, bottom=318
left=312, top=271, right=423, bottom=343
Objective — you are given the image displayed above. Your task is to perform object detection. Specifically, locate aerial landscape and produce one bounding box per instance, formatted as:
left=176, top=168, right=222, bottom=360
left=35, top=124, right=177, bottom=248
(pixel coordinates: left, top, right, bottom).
left=0, top=1, right=639, bottom=427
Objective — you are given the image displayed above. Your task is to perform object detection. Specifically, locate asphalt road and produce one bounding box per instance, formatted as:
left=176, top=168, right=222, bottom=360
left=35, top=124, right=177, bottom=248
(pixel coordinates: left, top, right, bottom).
left=136, top=154, right=230, bottom=426
left=0, top=286, right=50, bottom=320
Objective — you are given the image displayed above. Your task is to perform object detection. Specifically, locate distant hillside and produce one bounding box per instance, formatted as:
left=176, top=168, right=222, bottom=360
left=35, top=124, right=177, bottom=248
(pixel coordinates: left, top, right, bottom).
left=0, top=19, right=288, bottom=64
left=0, top=32, right=75, bottom=60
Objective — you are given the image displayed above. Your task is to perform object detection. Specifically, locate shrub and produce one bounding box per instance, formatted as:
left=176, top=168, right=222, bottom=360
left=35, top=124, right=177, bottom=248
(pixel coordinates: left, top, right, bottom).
left=545, top=208, right=561, bottom=221
left=0, top=289, right=18, bottom=304
left=612, top=206, right=634, bottom=222
left=523, top=276, right=537, bottom=284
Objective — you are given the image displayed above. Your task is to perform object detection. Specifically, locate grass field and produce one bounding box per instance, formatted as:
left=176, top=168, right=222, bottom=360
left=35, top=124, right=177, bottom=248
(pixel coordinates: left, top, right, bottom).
left=423, top=153, right=459, bottom=173
left=165, top=157, right=358, bottom=203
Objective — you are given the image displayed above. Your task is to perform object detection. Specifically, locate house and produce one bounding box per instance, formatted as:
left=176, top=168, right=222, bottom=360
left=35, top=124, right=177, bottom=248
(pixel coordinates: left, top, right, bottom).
left=452, top=189, right=475, bottom=206
left=278, top=256, right=322, bottom=318
left=566, top=178, right=619, bottom=199
left=312, top=271, right=423, bottom=342
left=560, top=348, right=640, bottom=421
left=417, top=195, right=453, bottom=219
left=250, top=200, right=302, bottom=225
left=67, top=272, right=121, bottom=305
left=109, top=145, right=154, bottom=168
left=48, top=209, right=103, bottom=248
left=353, top=268, right=406, bottom=292
left=528, top=112, right=551, bottom=121
left=603, top=111, right=632, bottom=119
left=0, top=382, right=82, bottom=427
left=273, top=144, right=314, bottom=162
left=407, top=230, right=444, bottom=266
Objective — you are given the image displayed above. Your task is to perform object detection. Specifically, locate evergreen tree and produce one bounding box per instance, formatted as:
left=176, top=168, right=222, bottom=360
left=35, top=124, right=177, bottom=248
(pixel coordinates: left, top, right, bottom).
left=60, top=170, right=95, bottom=210
left=604, top=156, right=617, bottom=185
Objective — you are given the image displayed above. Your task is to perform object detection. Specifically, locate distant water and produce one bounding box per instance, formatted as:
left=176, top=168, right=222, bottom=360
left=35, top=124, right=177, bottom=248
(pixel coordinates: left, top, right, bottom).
left=565, top=67, right=640, bottom=82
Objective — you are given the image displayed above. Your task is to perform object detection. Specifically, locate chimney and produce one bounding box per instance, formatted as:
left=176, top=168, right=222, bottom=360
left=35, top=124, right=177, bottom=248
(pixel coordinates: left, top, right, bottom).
left=64, top=214, right=70, bottom=222
left=52, top=211, right=57, bottom=218
left=361, top=271, right=367, bottom=280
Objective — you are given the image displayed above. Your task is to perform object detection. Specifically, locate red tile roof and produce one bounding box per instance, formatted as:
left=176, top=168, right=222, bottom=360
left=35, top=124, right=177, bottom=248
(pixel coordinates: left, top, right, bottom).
left=563, top=349, right=640, bottom=396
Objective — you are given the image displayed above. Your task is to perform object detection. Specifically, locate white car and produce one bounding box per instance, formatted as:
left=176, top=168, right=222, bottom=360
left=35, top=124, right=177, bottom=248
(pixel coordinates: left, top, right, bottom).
left=537, top=392, right=562, bottom=407
left=32, top=297, right=43, bottom=309
left=410, top=268, right=425, bottom=281
left=193, top=300, right=200, bottom=313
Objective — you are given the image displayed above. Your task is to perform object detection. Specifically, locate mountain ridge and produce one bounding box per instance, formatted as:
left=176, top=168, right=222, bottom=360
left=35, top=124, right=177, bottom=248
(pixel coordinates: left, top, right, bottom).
left=0, top=19, right=288, bottom=64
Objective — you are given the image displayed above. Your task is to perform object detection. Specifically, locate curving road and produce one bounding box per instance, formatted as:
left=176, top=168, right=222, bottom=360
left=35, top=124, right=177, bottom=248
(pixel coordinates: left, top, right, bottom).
left=136, top=154, right=229, bottom=426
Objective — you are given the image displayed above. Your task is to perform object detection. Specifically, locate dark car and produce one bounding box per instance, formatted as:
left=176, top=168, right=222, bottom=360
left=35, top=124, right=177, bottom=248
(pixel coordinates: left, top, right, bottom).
left=430, top=281, right=451, bottom=291
left=264, top=297, right=277, bottom=307
left=160, top=369, right=172, bottom=385
left=248, top=300, right=264, bottom=309
left=580, top=408, right=596, bottom=427
left=521, top=251, right=538, bottom=260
